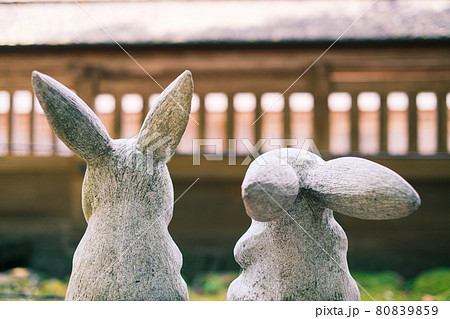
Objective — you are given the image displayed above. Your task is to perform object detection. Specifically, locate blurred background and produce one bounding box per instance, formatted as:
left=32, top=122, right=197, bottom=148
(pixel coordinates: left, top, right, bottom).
left=0, top=0, right=449, bottom=300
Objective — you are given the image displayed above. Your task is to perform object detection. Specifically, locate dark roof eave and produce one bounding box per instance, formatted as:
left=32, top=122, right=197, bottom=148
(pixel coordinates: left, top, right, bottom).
left=1, top=38, right=449, bottom=53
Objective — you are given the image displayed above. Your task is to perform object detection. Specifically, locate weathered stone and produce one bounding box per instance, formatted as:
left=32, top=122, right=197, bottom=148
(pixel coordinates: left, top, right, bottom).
left=227, top=148, right=420, bottom=301
left=32, top=70, right=193, bottom=300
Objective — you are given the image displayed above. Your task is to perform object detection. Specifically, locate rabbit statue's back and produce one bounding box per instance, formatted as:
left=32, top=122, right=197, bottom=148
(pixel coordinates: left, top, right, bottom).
left=32, top=71, right=193, bottom=300
left=227, top=148, right=420, bottom=301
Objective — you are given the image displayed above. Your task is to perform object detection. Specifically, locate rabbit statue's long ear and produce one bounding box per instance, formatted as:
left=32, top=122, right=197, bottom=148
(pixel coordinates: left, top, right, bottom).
left=137, top=71, right=193, bottom=161
left=32, top=71, right=112, bottom=162
left=305, top=157, right=420, bottom=220
left=242, top=156, right=299, bottom=222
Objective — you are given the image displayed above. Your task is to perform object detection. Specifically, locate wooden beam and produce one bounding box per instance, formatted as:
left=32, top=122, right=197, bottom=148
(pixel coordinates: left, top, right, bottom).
left=330, top=80, right=450, bottom=95
left=0, top=155, right=82, bottom=173
left=1, top=155, right=449, bottom=181
left=166, top=155, right=450, bottom=181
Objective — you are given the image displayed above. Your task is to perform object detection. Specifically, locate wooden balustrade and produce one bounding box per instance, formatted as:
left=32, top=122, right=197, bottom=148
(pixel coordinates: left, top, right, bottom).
left=0, top=80, right=449, bottom=157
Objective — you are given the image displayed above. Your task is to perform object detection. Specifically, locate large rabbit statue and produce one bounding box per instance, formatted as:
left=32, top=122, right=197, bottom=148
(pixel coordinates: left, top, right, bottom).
left=227, top=148, right=420, bottom=301
left=32, top=70, right=193, bottom=300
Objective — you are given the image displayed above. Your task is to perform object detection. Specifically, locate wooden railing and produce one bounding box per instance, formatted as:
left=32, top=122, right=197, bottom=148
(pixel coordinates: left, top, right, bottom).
left=0, top=88, right=448, bottom=157
left=0, top=46, right=449, bottom=159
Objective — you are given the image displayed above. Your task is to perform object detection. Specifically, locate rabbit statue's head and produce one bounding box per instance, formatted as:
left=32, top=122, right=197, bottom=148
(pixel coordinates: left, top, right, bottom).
left=242, top=148, right=420, bottom=223
left=230, top=148, right=420, bottom=301
left=32, top=71, right=193, bottom=222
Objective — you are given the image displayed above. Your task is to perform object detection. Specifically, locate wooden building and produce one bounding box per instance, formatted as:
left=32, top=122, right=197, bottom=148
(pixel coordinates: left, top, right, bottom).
left=0, top=1, right=449, bottom=279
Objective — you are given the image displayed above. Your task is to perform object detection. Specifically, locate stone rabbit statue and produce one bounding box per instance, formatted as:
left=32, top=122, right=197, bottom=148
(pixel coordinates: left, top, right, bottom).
left=32, top=70, right=193, bottom=300
left=227, top=148, right=420, bottom=301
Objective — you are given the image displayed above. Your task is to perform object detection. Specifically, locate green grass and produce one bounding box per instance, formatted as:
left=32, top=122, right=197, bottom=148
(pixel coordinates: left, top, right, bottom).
left=0, top=268, right=67, bottom=300
left=353, top=268, right=450, bottom=301
left=1, top=267, right=449, bottom=301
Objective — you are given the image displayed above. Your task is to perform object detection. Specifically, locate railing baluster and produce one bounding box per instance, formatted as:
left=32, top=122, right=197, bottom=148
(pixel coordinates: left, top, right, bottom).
left=351, top=92, right=359, bottom=152
left=437, top=92, right=448, bottom=153
left=254, top=94, right=262, bottom=144
left=142, top=93, right=150, bottom=124
left=196, top=93, right=206, bottom=153
left=379, top=93, right=388, bottom=153
left=114, top=94, right=122, bottom=139
left=312, top=65, right=330, bottom=152
left=197, top=93, right=205, bottom=140
left=283, top=94, right=290, bottom=146
left=313, top=93, right=329, bottom=152
left=29, top=94, right=34, bottom=154
left=226, top=93, right=234, bottom=151
left=408, top=92, right=418, bottom=153
left=7, top=91, right=13, bottom=154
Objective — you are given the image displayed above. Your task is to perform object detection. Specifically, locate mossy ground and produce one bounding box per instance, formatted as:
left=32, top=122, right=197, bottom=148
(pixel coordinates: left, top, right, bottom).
left=0, top=267, right=448, bottom=301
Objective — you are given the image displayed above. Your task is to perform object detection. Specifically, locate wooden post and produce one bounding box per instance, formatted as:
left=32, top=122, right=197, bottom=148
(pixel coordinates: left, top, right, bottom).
left=73, top=67, right=99, bottom=150
left=29, top=94, right=35, bottom=154
left=7, top=91, right=13, bottom=154
left=142, top=93, right=150, bottom=124
left=283, top=94, right=291, bottom=146
left=312, top=64, right=330, bottom=152
left=196, top=93, right=206, bottom=153
left=437, top=92, right=448, bottom=153
left=198, top=93, right=206, bottom=139
left=114, top=94, right=122, bottom=139
left=254, top=94, right=262, bottom=144
left=75, top=68, right=98, bottom=109
left=379, top=93, right=388, bottom=153
left=70, top=159, right=86, bottom=230
left=408, top=93, right=418, bottom=153
left=226, top=93, right=235, bottom=150
left=350, top=92, right=359, bottom=153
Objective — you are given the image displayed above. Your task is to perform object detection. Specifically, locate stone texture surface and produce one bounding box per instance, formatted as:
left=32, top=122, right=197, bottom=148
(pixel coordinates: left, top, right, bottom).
left=227, top=148, right=421, bottom=301
left=32, top=70, right=193, bottom=300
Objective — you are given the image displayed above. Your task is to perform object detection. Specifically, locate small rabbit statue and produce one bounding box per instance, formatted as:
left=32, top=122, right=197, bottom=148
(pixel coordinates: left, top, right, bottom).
left=227, top=148, right=420, bottom=301
left=32, top=70, right=193, bottom=300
